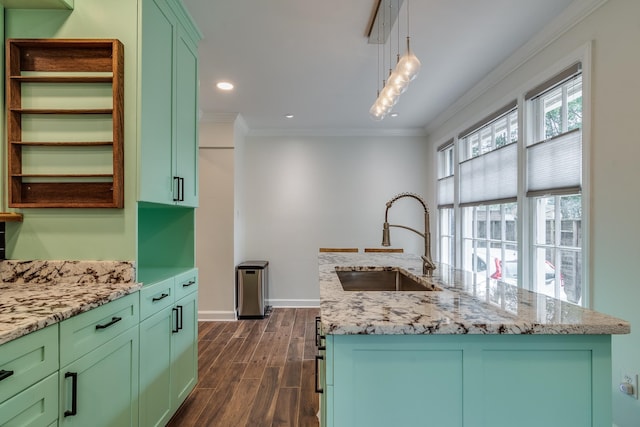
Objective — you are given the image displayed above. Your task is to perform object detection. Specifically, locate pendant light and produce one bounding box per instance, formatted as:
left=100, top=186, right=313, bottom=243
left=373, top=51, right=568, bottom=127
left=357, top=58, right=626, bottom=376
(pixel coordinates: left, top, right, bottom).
left=369, top=0, right=420, bottom=121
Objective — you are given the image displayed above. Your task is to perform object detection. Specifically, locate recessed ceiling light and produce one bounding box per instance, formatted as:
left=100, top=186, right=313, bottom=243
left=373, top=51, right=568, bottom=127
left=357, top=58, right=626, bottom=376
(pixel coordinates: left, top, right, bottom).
left=216, top=81, right=234, bottom=91
left=390, top=112, right=399, bottom=118
left=284, top=114, right=294, bottom=119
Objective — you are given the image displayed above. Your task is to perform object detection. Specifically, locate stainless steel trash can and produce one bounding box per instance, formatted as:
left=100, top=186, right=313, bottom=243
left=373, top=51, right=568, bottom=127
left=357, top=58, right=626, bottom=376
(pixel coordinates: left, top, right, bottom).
left=236, top=261, right=270, bottom=319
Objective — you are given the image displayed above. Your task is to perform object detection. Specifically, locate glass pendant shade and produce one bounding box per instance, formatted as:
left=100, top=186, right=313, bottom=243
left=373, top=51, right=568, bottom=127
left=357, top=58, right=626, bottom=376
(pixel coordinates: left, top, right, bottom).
left=397, top=37, right=420, bottom=81
left=398, top=52, right=420, bottom=81
left=369, top=102, right=386, bottom=120
left=379, top=87, right=397, bottom=107
left=387, top=71, right=409, bottom=95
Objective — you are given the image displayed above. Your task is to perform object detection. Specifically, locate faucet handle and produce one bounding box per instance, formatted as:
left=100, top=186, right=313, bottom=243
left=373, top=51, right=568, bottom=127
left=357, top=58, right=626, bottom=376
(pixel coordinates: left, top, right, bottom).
left=421, top=255, right=436, bottom=276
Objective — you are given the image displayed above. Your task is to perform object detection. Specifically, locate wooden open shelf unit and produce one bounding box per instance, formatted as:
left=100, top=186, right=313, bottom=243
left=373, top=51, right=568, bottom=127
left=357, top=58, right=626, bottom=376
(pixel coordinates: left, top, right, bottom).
left=6, top=38, right=124, bottom=208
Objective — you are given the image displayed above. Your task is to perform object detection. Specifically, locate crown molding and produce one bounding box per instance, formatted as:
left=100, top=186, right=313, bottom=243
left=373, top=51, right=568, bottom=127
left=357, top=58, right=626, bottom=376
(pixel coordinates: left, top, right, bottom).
left=200, top=112, right=240, bottom=123
left=246, top=127, right=427, bottom=138
left=424, top=0, right=609, bottom=136
left=234, top=114, right=249, bottom=136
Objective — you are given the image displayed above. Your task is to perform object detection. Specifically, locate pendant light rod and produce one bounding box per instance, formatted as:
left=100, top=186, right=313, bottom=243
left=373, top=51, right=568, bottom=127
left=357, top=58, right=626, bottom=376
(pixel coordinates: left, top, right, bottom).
left=367, top=0, right=405, bottom=44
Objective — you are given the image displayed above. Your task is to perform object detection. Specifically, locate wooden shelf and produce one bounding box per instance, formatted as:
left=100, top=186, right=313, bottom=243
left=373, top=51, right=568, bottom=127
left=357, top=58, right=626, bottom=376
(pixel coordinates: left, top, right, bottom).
left=0, top=213, right=23, bottom=222
left=6, top=39, right=124, bottom=208
left=9, top=108, right=113, bottom=114
left=10, top=141, right=113, bottom=146
left=10, top=76, right=112, bottom=83
left=10, top=182, right=117, bottom=208
left=12, top=173, right=113, bottom=178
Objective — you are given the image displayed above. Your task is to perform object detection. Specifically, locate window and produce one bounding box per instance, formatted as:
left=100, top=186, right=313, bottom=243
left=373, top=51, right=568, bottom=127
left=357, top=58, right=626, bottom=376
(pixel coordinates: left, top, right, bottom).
left=437, top=142, right=455, bottom=265
left=460, top=108, right=518, bottom=161
left=533, top=195, right=582, bottom=303
left=527, top=66, right=583, bottom=304
left=435, top=59, right=588, bottom=307
left=439, top=208, right=454, bottom=266
left=462, top=203, right=518, bottom=284
left=457, top=103, right=518, bottom=282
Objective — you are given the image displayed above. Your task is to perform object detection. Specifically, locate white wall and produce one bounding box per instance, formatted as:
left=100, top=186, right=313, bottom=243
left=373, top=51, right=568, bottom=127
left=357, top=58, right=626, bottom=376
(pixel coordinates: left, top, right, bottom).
left=240, top=134, right=431, bottom=305
left=233, top=116, right=248, bottom=268
left=425, top=1, right=640, bottom=424
left=196, top=118, right=236, bottom=320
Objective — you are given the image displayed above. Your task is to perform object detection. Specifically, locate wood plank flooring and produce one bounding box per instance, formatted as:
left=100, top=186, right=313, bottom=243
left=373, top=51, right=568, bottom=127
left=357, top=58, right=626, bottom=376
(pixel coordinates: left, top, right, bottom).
left=167, top=308, right=321, bottom=427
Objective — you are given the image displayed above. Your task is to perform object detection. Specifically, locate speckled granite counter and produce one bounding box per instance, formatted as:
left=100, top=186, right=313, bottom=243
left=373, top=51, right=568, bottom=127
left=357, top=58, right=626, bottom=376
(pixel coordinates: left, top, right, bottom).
left=0, top=260, right=141, bottom=345
left=319, top=252, right=630, bottom=335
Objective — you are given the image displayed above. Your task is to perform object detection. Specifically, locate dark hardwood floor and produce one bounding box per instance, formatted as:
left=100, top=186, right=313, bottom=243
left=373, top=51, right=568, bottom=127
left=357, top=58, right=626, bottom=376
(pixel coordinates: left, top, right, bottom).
left=167, top=308, right=321, bottom=427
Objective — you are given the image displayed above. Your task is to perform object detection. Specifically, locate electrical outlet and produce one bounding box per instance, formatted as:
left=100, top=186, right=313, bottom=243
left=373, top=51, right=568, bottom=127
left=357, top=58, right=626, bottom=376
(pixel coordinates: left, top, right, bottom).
left=620, top=372, right=639, bottom=399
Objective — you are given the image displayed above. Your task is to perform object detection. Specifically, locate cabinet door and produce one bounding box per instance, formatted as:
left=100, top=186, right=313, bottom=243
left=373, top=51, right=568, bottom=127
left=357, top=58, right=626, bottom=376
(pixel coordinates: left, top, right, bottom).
left=171, top=291, right=198, bottom=410
left=59, top=326, right=139, bottom=427
left=139, top=0, right=176, bottom=205
left=175, top=27, right=199, bottom=207
left=332, top=337, right=463, bottom=427
left=139, top=307, right=173, bottom=427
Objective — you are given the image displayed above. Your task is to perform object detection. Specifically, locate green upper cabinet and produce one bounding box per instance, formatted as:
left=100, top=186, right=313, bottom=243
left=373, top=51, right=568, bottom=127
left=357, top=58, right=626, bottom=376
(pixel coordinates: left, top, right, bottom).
left=175, top=27, right=199, bottom=207
left=139, top=0, right=201, bottom=207
left=139, top=0, right=174, bottom=206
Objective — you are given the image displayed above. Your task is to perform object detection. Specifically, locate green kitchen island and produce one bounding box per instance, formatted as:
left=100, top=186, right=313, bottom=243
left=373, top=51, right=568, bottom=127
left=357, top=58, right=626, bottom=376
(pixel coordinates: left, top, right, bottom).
left=317, top=253, right=629, bottom=427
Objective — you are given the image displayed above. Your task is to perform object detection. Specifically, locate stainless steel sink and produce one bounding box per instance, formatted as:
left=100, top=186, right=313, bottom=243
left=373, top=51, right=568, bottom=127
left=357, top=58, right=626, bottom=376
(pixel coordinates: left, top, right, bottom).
left=336, top=270, right=441, bottom=292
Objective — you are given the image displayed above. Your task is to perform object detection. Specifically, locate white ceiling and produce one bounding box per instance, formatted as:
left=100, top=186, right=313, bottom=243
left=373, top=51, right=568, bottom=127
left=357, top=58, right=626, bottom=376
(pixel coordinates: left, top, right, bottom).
left=182, top=0, right=576, bottom=133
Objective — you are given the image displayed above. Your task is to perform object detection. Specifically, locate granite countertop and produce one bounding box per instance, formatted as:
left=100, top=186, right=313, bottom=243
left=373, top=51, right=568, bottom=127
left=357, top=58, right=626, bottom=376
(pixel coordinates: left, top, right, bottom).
left=319, top=252, right=630, bottom=335
left=0, top=260, right=141, bottom=345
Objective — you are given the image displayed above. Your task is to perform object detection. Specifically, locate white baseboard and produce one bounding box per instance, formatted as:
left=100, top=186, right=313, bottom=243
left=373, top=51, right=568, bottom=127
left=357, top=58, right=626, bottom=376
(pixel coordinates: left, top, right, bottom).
left=268, top=299, right=320, bottom=308
left=198, top=310, right=236, bottom=321
left=198, top=301, right=319, bottom=321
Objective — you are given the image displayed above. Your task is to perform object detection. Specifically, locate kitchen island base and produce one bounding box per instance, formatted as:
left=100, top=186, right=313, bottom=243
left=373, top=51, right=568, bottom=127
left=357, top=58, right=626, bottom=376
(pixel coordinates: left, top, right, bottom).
left=321, top=333, right=611, bottom=427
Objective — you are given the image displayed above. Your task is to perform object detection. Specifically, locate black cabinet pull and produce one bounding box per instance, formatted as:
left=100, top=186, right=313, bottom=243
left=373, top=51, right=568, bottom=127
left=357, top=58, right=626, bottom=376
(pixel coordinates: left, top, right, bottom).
left=182, top=280, right=196, bottom=288
left=152, top=293, right=169, bottom=302
left=177, top=305, right=184, bottom=331
left=315, top=355, right=324, bottom=394
left=64, top=372, right=78, bottom=417
left=172, top=307, right=179, bottom=333
left=95, top=316, right=122, bottom=330
left=173, top=176, right=180, bottom=201
left=0, top=369, right=14, bottom=382
left=179, top=177, right=185, bottom=201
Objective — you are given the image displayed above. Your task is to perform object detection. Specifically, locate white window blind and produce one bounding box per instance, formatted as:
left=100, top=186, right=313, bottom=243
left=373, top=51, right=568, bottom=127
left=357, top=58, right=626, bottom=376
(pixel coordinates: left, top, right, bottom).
left=527, top=129, right=581, bottom=196
left=459, top=138, right=517, bottom=207
left=437, top=175, right=454, bottom=208
left=437, top=140, right=454, bottom=208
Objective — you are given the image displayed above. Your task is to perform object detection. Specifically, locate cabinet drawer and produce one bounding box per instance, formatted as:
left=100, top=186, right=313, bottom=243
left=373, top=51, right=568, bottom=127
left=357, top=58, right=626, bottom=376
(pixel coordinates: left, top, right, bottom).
left=0, top=325, right=59, bottom=403
left=0, top=372, right=58, bottom=426
left=60, top=292, right=139, bottom=367
left=174, top=268, right=198, bottom=300
left=140, top=277, right=175, bottom=320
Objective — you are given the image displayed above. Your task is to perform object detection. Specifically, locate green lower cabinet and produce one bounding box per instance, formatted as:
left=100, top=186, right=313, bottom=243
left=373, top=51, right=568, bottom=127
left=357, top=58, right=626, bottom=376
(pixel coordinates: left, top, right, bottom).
left=318, top=349, right=328, bottom=427
left=59, top=325, right=139, bottom=427
left=0, top=372, right=58, bottom=427
left=324, top=334, right=612, bottom=427
left=171, top=290, right=198, bottom=411
left=139, top=306, right=174, bottom=427
left=138, top=274, right=198, bottom=427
